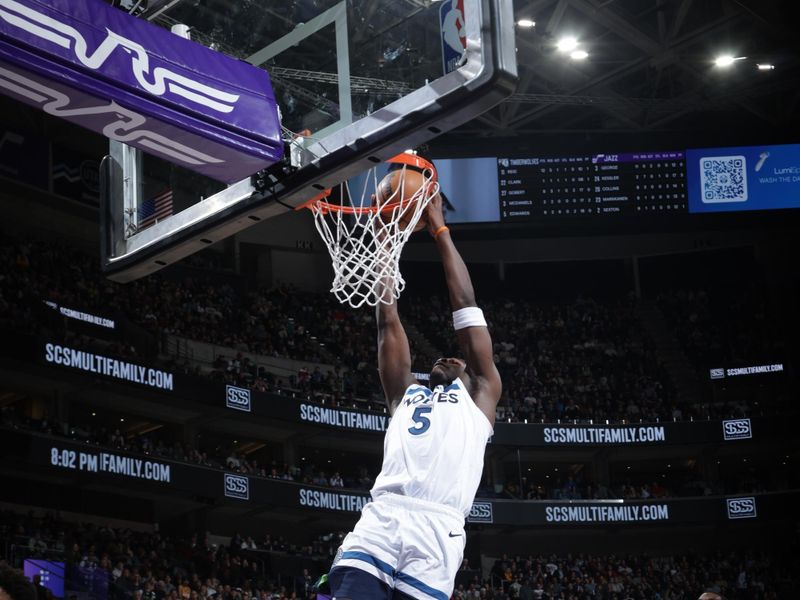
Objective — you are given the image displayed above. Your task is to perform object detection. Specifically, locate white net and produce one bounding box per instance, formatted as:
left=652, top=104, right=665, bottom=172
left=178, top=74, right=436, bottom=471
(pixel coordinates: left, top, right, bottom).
left=304, top=157, right=438, bottom=308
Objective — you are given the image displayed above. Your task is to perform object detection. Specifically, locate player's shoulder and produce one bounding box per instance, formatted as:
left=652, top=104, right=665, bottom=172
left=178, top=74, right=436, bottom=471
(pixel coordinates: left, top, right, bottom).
left=404, top=382, right=431, bottom=394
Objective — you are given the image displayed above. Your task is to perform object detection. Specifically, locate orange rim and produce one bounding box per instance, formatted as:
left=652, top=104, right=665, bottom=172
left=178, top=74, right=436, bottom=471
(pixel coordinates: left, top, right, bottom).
left=295, top=153, right=437, bottom=214
left=295, top=187, right=333, bottom=211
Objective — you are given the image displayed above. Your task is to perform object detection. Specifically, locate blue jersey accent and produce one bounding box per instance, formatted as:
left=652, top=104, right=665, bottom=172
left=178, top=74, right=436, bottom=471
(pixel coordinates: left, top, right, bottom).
left=332, top=551, right=449, bottom=600
left=395, top=571, right=450, bottom=600
left=405, top=386, right=432, bottom=396
left=339, top=551, right=396, bottom=577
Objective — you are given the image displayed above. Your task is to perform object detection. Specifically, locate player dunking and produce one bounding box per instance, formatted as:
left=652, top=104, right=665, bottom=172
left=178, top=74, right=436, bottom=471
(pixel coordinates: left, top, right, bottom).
left=328, top=191, right=502, bottom=600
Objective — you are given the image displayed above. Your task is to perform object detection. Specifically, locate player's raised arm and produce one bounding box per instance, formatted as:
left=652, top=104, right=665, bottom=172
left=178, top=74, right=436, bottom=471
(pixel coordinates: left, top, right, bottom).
left=376, top=283, right=416, bottom=415
left=426, top=194, right=502, bottom=424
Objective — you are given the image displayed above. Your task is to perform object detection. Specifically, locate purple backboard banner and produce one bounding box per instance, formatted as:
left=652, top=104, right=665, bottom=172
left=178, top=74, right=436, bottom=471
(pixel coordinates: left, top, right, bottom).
left=0, top=0, right=283, bottom=182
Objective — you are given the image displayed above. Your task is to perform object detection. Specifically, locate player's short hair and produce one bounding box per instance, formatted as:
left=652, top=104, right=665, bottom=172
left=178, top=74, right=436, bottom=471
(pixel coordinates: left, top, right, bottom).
left=0, top=564, right=36, bottom=600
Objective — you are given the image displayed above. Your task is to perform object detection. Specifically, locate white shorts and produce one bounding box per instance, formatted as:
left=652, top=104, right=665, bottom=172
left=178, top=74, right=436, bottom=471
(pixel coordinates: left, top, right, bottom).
left=330, top=493, right=466, bottom=600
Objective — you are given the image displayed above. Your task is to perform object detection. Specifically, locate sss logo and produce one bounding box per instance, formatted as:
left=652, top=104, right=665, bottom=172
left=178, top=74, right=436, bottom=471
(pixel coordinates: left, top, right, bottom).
left=467, top=502, right=493, bottom=524
left=225, top=385, right=251, bottom=412
left=726, top=497, right=757, bottom=519
left=709, top=368, right=725, bottom=380
left=722, top=418, right=752, bottom=441
left=224, top=474, right=249, bottom=500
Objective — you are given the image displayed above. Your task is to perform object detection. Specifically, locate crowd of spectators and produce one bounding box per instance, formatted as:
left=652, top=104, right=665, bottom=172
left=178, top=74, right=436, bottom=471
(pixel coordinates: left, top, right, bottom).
left=454, top=551, right=793, bottom=599
left=2, top=509, right=795, bottom=600
left=479, top=296, right=678, bottom=424
left=657, top=287, right=785, bottom=370
left=477, top=474, right=675, bottom=502
left=0, top=509, right=330, bottom=600
left=0, top=236, right=793, bottom=425
left=0, top=238, right=387, bottom=402
left=477, top=469, right=776, bottom=502
left=657, top=286, right=791, bottom=419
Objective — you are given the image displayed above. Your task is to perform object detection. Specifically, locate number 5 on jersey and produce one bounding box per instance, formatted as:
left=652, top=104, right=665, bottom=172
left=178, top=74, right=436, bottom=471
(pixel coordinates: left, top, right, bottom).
left=408, top=406, right=432, bottom=435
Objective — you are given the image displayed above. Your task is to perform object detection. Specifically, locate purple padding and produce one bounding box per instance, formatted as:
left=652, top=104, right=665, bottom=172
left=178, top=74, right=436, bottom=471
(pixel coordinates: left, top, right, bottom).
left=0, top=0, right=283, bottom=182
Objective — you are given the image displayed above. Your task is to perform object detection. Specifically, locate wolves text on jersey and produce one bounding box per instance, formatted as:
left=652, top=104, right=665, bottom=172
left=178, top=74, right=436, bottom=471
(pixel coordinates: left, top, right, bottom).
left=403, top=390, right=459, bottom=406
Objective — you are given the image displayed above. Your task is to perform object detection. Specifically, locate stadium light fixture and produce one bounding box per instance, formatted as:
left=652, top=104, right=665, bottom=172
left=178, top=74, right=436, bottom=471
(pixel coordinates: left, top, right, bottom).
left=715, top=55, right=735, bottom=67
left=714, top=54, right=746, bottom=67
left=556, top=36, right=579, bottom=53
left=757, top=63, right=775, bottom=70
left=570, top=49, right=589, bottom=60
left=517, top=18, right=535, bottom=28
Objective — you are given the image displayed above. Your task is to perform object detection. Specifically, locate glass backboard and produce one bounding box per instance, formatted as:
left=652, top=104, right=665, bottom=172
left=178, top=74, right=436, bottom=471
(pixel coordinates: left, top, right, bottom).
left=101, top=0, right=517, bottom=281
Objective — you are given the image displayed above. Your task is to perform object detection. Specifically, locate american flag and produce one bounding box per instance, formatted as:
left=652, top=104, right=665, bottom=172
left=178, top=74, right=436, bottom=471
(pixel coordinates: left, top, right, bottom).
left=138, top=189, right=173, bottom=229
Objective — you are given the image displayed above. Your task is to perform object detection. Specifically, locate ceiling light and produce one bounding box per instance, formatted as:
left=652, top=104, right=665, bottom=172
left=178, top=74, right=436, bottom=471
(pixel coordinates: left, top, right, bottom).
left=517, top=19, right=535, bottom=28
left=714, top=55, right=746, bottom=67
left=757, top=63, right=775, bottom=70
left=570, top=49, right=589, bottom=60
left=556, top=36, right=578, bottom=53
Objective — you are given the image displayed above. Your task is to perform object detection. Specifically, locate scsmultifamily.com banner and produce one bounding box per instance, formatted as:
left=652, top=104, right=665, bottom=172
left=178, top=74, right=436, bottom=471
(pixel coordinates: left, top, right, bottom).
left=43, top=342, right=174, bottom=391
left=710, top=363, right=784, bottom=380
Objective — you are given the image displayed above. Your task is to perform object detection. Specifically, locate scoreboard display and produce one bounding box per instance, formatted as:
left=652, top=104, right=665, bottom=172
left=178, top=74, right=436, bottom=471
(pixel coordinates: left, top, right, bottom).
left=497, top=152, right=687, bottom=222
left=433, top=143, right=800, bottom=225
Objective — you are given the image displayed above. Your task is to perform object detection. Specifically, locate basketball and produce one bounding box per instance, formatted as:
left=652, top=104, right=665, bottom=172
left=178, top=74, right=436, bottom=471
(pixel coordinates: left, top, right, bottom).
left=373, top=168, right=429, bottom=233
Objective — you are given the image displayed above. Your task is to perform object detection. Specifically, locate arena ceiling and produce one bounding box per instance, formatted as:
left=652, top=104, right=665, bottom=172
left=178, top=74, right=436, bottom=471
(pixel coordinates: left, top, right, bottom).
left=471, top=0, right=800, bottom=136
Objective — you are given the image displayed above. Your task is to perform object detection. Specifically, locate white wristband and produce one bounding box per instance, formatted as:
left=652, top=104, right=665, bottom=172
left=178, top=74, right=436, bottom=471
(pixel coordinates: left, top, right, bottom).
left=452, top=306, right=487, bottom=330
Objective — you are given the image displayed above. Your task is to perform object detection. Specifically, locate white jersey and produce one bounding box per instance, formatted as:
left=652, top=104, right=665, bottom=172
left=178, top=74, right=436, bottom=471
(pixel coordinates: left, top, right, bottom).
left=370, top=378, right=494, bottom=516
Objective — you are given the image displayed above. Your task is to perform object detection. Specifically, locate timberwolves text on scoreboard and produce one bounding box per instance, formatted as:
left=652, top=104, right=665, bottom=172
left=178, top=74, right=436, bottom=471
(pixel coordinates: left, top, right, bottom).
left=497, top=152, right=687, bottom=221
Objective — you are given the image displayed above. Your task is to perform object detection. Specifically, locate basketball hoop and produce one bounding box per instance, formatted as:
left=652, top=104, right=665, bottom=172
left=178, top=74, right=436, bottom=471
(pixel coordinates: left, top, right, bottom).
left=297, top=152, right=439, bottom=308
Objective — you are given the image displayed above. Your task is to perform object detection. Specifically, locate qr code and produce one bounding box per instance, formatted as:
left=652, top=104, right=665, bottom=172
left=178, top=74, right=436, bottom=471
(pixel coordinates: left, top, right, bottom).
left=699, top=155, right=748, bottom=203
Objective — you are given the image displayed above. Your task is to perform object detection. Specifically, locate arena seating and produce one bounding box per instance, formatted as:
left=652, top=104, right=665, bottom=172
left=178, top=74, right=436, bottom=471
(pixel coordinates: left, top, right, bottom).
left=1, top=508, right=794, bottom=600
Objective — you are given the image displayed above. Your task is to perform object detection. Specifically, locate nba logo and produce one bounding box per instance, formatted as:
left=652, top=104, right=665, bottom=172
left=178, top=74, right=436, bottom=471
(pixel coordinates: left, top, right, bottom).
left=726, top=497, right=756, bottom=519
left=440, top=0, right=466, bottom=74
